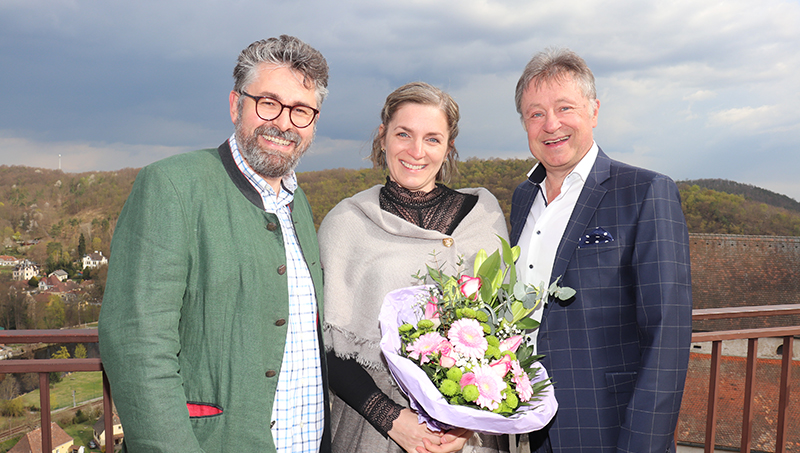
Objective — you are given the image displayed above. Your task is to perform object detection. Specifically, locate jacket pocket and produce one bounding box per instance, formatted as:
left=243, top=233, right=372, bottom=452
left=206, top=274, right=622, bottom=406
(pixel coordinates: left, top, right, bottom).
left=605, top=371, right=637, bottom=394
left=187, top=402, right=223, bottom=418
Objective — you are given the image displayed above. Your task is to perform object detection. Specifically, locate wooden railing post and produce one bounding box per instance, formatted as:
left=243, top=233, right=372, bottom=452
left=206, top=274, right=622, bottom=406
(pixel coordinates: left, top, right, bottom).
left=740, top=338, right=758, bottom=453
left=775, top=335, right=793, bottom=453
left=704, top=340, right=722, bottom=452
left=38, top=372, right=52, bottom=453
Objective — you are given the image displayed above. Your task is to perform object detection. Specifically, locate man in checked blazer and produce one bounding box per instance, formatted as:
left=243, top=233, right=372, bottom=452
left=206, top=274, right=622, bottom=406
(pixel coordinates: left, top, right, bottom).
left=509, top=48, right=692, bottom=453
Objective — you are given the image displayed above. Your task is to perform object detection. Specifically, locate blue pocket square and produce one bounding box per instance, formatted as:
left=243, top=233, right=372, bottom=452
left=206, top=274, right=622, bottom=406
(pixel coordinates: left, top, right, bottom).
left=578, top=227, right=614, bottom=248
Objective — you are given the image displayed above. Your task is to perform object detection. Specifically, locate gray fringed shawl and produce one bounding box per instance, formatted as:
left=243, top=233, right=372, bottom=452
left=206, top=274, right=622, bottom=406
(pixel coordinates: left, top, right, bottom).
left=318, top=185, right=509, bottom=371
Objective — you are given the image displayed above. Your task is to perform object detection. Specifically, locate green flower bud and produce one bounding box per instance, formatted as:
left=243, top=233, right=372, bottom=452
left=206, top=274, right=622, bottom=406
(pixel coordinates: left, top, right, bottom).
left=461, top=308, right=476, bottom=319
left=481, top=323, right=492, bottom=334
left=446, top=367, right=463, bottom=382
left=486, top=335, right=500, bottom=347
left=438, top=379, right=459, bottom=397
left=399, top=323, right=414, bottom=332
left=501, top=351, right=517, bottom=361
left=476, top=311, right=489, bottom=323
left=486, top=345, right=501, bottom=360
left=462, top=384, right=479, bottom=402
left=505, top=392, right=519, bottom=409
left=417, top=319, right=434, bottom=330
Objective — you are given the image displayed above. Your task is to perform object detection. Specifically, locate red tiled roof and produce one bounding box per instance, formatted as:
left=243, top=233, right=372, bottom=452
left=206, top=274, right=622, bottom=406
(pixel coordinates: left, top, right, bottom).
left=9, top=422, right=73, bottom=453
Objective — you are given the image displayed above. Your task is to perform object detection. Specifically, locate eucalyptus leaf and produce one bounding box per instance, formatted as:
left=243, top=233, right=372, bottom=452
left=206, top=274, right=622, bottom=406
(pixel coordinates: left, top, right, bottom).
left=516, top=317, right=540, bottom=330
left=513, top=281, right=527, bottom=300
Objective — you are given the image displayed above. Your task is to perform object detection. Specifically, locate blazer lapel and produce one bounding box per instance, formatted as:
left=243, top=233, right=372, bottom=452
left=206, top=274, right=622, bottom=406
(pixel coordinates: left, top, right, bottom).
left=549, top=149, right=612, bottom=290
left=510, top=164, right=546, bottom=246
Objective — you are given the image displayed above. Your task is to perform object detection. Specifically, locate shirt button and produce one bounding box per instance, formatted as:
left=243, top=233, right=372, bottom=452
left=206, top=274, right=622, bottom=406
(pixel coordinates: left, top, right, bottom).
left=536, top=230, right=541, bottom=235
left=275, top=319, right=286, bottom=326
left=270, top=420, right=276, bottom=429
left=266, top=222, right=278, bottom=231
left=529, top=264, right=534, bottom=269
left=265, top=370, right=277, bottom=378
left=277, top=264, right=286, bottom=275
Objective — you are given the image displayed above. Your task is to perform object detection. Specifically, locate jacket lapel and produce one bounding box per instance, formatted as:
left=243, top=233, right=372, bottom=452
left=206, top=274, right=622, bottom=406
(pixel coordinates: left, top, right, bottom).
left=548, top=149, right=611, bottom=291
left=510, top=164, right=546, bottom=246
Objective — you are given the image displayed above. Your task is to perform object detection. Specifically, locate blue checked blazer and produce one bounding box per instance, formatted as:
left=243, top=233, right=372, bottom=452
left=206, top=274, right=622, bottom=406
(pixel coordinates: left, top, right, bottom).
left=510, top=149, right=692, bottom=453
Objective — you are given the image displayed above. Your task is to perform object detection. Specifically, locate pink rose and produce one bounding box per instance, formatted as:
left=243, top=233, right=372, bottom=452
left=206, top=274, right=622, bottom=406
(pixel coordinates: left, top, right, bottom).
left=460, top=372, right=477, bottom=388
left=489, top=355, right=513, bottom=378
left=458, top=275, right=482, bottom=300
left=498, top=335, right=523, bottom=354
left=424, top=299, right=440, bottom=320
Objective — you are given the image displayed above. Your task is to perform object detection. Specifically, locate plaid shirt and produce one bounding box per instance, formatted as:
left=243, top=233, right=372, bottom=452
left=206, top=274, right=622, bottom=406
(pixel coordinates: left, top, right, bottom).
left=230, top=135, right=324, bottom=452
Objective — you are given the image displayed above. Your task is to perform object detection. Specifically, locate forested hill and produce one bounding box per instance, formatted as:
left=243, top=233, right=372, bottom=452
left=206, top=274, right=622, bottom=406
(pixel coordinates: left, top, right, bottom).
left=678, top=178, right=800, bottom=213
left=2, top=159, right=800, bottom=266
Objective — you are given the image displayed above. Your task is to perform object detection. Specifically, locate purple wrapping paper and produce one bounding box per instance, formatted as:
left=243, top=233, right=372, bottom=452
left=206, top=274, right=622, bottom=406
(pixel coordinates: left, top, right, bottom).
left=378, top=285, right=558, bottom=435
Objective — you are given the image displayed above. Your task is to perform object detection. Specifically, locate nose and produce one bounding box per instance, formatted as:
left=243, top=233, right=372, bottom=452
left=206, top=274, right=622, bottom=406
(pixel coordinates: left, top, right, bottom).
left=271, top=106, right=294, bottom=130
left=407, top=138, right=425, bottom=159
left=543, top=111, right=561, bottom=133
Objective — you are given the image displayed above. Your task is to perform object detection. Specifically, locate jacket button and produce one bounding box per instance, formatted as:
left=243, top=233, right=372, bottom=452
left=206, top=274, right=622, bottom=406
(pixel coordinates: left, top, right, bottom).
left=277, top=264, right=286, bottom=275
left=275, top=319, right=286, bottom=326
left=442, top=238, right=454, bottom=247
left=265, top=370, right=277, bottom=378
left=266, top=222, right=278, bottom=231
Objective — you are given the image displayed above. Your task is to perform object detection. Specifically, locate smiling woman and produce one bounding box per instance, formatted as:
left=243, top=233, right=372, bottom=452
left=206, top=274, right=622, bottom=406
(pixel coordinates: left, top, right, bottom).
left=318, top=82, right=511, bottom=453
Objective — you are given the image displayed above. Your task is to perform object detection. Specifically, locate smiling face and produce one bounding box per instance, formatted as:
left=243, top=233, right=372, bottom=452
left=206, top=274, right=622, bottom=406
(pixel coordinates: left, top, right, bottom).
left=381, top=102, right=450, bottom=193
left=229, top=63, right=318, bottom=188
left=520, top=75, right=599, bottom=180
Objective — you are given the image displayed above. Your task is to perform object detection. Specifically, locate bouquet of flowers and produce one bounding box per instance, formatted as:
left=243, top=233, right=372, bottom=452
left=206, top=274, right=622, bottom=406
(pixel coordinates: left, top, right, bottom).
left=379, top=237, right=575, bottom=434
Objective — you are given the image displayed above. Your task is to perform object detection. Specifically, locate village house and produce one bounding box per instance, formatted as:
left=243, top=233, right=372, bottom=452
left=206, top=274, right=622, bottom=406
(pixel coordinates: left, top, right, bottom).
left=8, top=422, right=74, bottom=453
left=81, top=251, right=107, bottom=270
left=0, top=255, right=20, bottom=266
left=12, top=259, right=40, bottom=281
left=48, top=269, right=69, bottom=282
left=93, top=412, right=124, bottom=448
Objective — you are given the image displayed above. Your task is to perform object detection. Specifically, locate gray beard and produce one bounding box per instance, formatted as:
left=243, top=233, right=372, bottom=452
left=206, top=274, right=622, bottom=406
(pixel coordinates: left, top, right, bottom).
left=235, top=121, right=313, bottom=179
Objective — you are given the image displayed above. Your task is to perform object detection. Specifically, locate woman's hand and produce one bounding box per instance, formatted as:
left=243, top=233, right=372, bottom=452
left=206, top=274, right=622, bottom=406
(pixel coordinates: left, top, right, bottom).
left=388, top=408, right=445, bottom=453
left=418, top=428, right=472, bottom=453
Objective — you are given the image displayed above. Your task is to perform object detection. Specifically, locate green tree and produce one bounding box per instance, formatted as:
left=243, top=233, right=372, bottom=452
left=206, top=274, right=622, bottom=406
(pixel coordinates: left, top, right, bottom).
left=77, top=232, right=86, bottom=258
left=0, top=397, right=25, bottom=417
left=42, top=294, right=66, bottom=329
left=50, top=346, right=70, bottom=384
left=74, top=343, right=88, bottom=359
left=28, top=276, right=39, bottom=287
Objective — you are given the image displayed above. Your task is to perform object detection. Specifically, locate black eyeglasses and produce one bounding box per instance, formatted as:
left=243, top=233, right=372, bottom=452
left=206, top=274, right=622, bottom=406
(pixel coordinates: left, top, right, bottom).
left=239, top=91, right=319, bottom=128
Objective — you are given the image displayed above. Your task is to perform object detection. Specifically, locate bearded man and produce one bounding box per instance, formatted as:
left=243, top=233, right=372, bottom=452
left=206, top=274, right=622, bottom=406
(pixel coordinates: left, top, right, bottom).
left=99, top=35, right=331, bottom=453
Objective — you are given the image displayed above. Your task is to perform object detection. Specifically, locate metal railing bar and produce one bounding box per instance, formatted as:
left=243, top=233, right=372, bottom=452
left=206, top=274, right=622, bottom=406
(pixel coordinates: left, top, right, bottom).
left=39, top=373, right=52, bottom=453
left=0, top=358, right=102, bottom=373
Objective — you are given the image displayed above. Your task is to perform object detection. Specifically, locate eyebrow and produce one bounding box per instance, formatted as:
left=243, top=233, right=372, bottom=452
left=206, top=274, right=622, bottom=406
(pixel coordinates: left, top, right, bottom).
left=251, top=91, right=317, bottom=109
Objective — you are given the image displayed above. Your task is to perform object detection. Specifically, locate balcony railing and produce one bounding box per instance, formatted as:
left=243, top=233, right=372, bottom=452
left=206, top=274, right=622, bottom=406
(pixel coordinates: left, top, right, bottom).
left=2, top=305, right=799, bottom=453
left=687, top=304, right=800, bottom=453
left=0, top=329, right=114, bottom=453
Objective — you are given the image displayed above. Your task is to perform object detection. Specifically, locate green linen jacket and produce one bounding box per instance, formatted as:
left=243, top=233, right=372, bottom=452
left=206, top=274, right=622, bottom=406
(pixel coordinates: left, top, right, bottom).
left=98, top=142, right=330, bottom=453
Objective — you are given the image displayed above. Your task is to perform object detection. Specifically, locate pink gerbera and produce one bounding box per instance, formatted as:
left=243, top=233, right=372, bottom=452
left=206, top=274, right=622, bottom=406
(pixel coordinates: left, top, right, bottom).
left=511, top=360, right=533, bottom=402
left=447, top=318, right=488, bottom=359
left=472, top=364, right=507, bottom=410
left=407, top=332, right=445, bottom=364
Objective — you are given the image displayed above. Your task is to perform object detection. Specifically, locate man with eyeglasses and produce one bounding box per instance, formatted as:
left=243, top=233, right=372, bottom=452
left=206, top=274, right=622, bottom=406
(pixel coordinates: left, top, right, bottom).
left=99, top=35, right=331, bottom=453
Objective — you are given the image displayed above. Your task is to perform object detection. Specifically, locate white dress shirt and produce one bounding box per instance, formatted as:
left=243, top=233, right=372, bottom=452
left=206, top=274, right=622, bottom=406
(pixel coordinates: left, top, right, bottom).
left=517, top=142, right=598, bottom=353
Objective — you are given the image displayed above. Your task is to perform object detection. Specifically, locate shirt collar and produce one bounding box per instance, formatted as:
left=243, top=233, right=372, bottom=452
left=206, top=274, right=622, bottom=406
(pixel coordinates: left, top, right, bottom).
left=526, top=140, right=599, bottom=185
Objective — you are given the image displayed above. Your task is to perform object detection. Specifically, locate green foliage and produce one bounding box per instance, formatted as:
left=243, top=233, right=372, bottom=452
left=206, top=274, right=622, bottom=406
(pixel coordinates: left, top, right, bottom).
left=27, top=276, right=39, bottom=287
left=74, top=343, right=88, bottom=359
left=0, top=397, right=25, bottom=417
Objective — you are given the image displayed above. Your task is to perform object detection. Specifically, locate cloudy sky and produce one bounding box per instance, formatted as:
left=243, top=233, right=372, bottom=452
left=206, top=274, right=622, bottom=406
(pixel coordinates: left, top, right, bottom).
left=2, top=0, right=799, bottom=201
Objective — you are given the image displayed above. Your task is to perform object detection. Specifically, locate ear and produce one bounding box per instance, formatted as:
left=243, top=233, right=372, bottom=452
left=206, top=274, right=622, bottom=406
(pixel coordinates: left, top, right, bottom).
left=229, top=91, right=240, bottom=124
left=378, top=124, right=386, bottom=149
left=591, top=99, right=600, bottom=128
